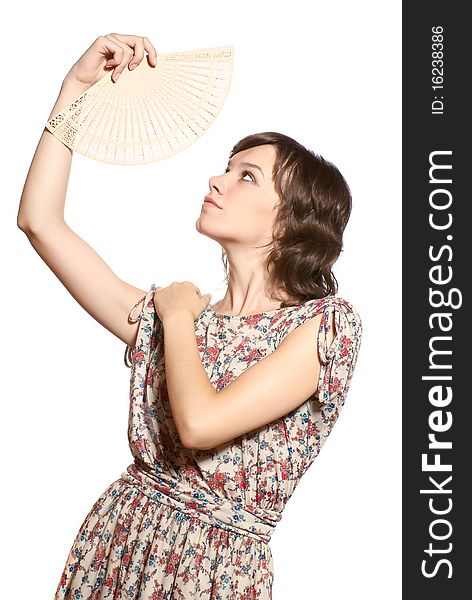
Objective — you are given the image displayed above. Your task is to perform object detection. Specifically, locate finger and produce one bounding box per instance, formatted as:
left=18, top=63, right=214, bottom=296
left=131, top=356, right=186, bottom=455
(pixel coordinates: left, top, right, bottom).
left=104, top=34, right=134, bottom=81
left=101, top=38, right=125, bottom=81
left=142, top=36, right=158, bottom=67
left=128, top=39, right=145, bottom=70
left=107, top=33, right=144, bottom=71
left=100, top=36, right=124, bottom=70
left=107, top=33, right=157, bottom=68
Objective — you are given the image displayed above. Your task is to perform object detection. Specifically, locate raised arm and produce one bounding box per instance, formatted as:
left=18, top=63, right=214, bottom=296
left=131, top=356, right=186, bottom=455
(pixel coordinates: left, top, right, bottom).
left=17, top=34, right=157, bottom=348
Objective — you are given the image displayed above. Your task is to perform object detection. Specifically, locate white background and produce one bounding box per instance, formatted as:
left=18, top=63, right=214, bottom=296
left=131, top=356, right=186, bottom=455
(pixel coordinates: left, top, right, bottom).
left=2, top=1, right=401, bottom=597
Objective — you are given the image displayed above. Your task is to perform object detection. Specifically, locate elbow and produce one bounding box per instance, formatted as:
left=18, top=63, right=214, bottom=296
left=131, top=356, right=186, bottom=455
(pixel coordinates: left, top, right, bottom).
left=178, top=392, right=219, bottom=451
left=180, top=422, right=213, bottom=451
left=17, top=205, right=34, bottom=233
left=178, top=421, right=199, bottom=450
left=17, top=217, right=39, bottom=236
left=17, top=217, right=65, bottom=238
left=17, top=217, right=30, bottom=233
left=179, top=431, right=194, bottom=450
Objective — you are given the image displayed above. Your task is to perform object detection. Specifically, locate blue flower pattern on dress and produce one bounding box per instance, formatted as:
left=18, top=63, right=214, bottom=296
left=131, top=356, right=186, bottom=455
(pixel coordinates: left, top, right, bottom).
left=54, top=282, right=362, bottom=599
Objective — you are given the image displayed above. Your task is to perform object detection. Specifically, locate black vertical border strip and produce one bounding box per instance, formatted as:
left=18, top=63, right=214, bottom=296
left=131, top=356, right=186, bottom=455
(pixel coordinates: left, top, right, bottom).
left=403, top=4, right=467, bottom=598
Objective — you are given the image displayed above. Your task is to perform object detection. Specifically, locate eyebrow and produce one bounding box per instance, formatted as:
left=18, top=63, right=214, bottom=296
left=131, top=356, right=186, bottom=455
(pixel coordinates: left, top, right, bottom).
left=227, top=159, right=265, bottom=179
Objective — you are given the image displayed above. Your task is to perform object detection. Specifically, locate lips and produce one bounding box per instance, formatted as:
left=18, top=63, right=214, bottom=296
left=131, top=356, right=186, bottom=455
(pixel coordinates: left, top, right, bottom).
left=204, top=195, right=222, bottom=209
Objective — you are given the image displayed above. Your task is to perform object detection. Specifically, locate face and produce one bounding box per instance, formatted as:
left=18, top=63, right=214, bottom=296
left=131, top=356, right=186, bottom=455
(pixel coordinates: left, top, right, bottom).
left=195, top=145, right=280, bottom=247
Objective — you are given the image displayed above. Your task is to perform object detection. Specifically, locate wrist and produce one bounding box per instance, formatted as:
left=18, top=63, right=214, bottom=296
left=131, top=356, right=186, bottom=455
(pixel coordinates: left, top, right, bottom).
left=47, top=77, right=90, bottom=122
left=161, top=310, right=195, bottom=328
left=61, top=72, right=90, bottom=94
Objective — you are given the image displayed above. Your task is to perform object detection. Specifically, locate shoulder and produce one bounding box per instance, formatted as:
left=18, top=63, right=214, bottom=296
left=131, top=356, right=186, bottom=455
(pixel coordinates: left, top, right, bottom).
left=305, top=294, right=361, bottom=319
left=278, top=295, right=362, bottom=338
left=325, top=295, right=362, bottom=331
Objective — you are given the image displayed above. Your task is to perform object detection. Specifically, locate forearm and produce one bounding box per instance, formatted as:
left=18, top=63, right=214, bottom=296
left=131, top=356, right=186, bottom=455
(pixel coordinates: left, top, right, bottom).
left=17, top=75, right=89, bottom=233
left=162, top=312, right=217, bottom=448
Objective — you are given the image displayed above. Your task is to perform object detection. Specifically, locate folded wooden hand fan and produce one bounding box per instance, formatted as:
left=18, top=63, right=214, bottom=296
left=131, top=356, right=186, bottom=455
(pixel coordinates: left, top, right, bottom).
left=45, top=45, right=234, bottom=165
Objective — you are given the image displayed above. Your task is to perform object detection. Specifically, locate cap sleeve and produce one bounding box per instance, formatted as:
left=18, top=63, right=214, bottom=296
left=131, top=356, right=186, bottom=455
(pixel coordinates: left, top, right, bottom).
left=315, top=298, right=363, bottom=412
left=123, top=284, right=158, bottom=368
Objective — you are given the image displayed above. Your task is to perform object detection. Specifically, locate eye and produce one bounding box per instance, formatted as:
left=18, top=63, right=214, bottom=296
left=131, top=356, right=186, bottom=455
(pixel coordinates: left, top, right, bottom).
left=224, top=167, right=255, bottom=182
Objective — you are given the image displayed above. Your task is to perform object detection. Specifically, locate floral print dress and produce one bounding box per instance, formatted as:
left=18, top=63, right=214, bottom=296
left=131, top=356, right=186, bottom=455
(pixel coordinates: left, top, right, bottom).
left=54, top=282, right=362, bottom=599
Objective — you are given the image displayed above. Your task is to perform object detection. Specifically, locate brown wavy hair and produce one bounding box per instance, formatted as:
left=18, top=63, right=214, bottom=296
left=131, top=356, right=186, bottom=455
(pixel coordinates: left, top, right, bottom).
left=220, top=131, right=353, bottom=307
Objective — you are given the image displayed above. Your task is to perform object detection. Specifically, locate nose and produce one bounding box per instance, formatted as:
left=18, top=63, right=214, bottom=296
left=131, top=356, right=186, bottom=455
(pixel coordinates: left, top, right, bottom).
left=208, top=173, right=225, bottom=194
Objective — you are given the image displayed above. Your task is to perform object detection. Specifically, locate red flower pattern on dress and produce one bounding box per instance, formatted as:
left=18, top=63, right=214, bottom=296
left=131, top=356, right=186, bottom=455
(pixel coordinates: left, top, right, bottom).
left=54, top=284, right=362, bottom=599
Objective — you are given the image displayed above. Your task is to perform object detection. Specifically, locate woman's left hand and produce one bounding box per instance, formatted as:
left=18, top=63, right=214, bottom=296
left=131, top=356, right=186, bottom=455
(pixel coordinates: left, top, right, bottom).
left=153, top=281, right=212, bottom=322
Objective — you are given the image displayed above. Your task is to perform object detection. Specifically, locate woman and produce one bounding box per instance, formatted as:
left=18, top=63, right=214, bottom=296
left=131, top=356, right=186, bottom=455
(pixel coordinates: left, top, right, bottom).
left=18, top=33, right=363, bottom=599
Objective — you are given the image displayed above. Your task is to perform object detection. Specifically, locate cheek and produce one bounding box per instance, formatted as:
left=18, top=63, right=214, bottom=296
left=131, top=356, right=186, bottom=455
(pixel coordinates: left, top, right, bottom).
left=239, top=203, right=276, bottom=239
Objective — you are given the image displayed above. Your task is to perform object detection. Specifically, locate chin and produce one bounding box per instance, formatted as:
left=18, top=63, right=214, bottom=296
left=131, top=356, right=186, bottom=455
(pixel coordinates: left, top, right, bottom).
left=195, top=219, right=210, bottom=240
left=196, top=217, right=217, bottom=238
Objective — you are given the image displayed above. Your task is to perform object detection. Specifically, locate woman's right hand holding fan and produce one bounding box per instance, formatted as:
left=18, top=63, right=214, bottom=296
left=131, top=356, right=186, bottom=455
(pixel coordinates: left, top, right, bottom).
left=65, top=33, right=157, bottom=88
